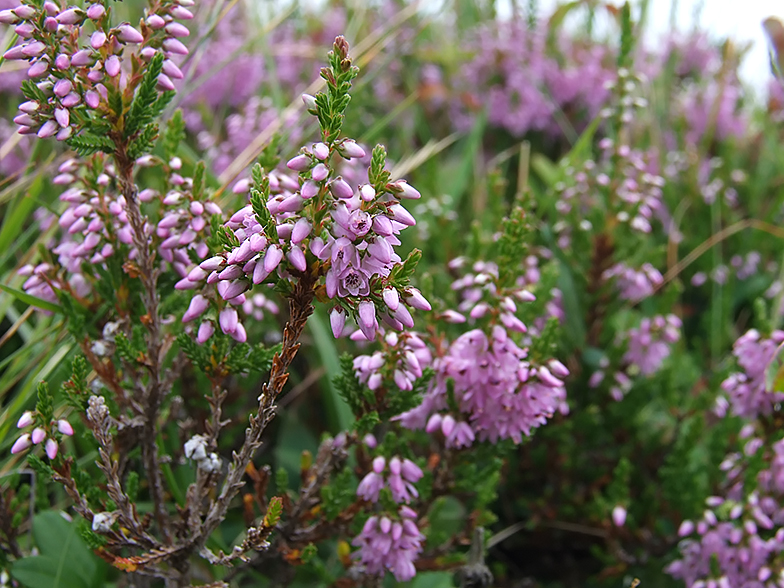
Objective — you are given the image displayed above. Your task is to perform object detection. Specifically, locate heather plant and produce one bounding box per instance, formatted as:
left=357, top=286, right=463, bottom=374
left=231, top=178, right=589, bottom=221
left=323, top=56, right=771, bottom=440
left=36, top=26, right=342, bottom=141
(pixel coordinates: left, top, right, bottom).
left=6, top=0, right=784, bottom=587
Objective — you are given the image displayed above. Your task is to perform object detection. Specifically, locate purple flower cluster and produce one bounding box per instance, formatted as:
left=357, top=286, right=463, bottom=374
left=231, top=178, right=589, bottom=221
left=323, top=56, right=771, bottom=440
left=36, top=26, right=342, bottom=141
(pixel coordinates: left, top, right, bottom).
left=356, top=455, right=423, bottom=503
left=602, top=262, right=663, bottom=302
left=623, top=314, right=682, bottom=376
left=717, top=329, right=784, bottom=420
left=20, top=154, right=222, bottom=309
left=397, top=326, right=569, bottom=446
left=353, top=331, right=432, bottom=393
left=2, top=0, right=192, bottom=139
left=351, top=505, right=424, bottom=582
left=669, top=435, right=784, bottom=588
left=12, top=410, right=73, bottom=459
left=554, top=141, right=668, bottom=251
left=452, top=20, right=616, bottom=139
left=184, top=132, right=428, bottom=345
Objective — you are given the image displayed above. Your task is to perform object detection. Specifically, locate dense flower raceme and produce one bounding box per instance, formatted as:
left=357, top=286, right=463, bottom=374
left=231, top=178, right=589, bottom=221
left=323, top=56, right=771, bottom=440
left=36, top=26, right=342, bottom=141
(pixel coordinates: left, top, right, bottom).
left=2, top=0, right=193, bottom=140
left=389, top=260, right=569, bottom=446
left=12, top=410, right=73, bottom=459
left=588, top=314, right=682, bottom=401
left=180, top=124, right=427, bottom=344
left=669, top=433, right=784, bottom=588
left=451, top=19, right=617, bottom=140
left=19, top=153, right=222, bottom=307
left=351, top=505, right=425, bottom=582
left=356, top=454, right=424, bottom=504
left=717, top=329, right=784, bottom=420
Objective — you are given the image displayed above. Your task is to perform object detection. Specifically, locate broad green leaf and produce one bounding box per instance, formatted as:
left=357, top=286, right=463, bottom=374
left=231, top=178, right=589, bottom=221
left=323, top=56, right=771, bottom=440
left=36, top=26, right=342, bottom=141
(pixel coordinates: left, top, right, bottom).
left=11, top=511, right=105, bottom=588
left=0, top=175, right=43, bottom=255
left=0, top=284, right=62, bottom=314
left=308, top=310, right=353, bottom=432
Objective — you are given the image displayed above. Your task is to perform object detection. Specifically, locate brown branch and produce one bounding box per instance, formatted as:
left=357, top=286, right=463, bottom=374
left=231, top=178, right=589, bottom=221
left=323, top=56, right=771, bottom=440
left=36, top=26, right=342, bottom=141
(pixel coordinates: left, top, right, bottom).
left=194, top=271, right=317, bottom=552
left=113, top=141, right=170, bottom=543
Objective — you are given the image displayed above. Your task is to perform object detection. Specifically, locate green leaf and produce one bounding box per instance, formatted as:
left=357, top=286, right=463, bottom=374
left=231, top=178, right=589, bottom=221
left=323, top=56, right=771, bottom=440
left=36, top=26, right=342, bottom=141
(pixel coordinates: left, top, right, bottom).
left=11, top=511, right=105, bottom=588
left=65, top=133, right=115, bottom=157
left=0, top=174, right=43, bottom=256
left=125, top=52, right=165, bottom=138
left=0, top=283, right=62, bottom=313
left=308, top=310, right=353, bottom=432
left=127, top=123, right=159, bottom=160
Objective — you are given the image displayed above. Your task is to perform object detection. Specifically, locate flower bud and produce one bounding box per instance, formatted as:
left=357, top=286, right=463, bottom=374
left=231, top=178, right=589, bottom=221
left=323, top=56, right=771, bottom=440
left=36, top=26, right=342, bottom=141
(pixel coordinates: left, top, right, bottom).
left=86, top=3, right=105, bottom=19
left=162, top=38, right=188, bottom=55
left=11, top=434, right=32, bottom=454
left=147, top=13, right=165, bottom=29
left=286, top=153, right=311, bottom=171
left=338, top=139, right=365, bottom=159
left=56, top=7, right=83, bottom=24
left=301, top=93, right=317, bottom=112
left=45, top=438, right=58, bottom=459
left=91, top=31, right=107, bottom=48
left=57, top=420, right=74, bottom=436
left=330, top=307, right=346, bottom=338
left=117, top=24, right=144, bottom=44
left=165, top=22, right=189, bottom=37
left=331, top=177, right=353, bottom=199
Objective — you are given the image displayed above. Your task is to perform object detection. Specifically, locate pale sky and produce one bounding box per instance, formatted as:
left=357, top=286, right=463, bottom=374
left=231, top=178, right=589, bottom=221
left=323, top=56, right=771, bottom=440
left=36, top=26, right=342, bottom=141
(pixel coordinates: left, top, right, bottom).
left=527, top=0, right=784, bottom=93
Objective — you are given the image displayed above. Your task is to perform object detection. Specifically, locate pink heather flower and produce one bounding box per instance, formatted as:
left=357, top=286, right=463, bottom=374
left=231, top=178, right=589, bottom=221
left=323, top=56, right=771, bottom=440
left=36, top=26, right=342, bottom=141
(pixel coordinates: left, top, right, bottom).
left=338, top=139, right=366, bottom=159
left=91, top=31, right=107, bottom=48
left=197, top=321, right=214, bottom=344
left=31, top=427, right=46, bottom=444
left=165, top=22, right=190, bottom=38
left=357, top=300, right=378, bottom=341
left=405, top=288, right=431, bottom=311
left=720, top=329, right=784, bottom=419
left=17, top=411, right=33, bottom=428
left=11, top=434, right=32, bottom=454
left=86, top=4, right=105, bottom=19
left=352, top=507, right=424, bottom=581
left=612, top=505, right=627, bottom=527
left=56, top=7, right=83, bottom=24
left=330, top=177, right=353, bottom=199
left=117, top=24, right=144, bottom=44
left=162, top=38, right=188, bottom=55
left=330, top=307, right=346, bottom=338
left=357, top=456, right=386, bottom=502
left=183, top=294, right=209, bottom=322
left=147, top=14, right=165, bottom=29
left=45, top=438, right=58, bottom=459
left=57, top=419, right=74, bottom=436
left=105, top=55, right=121, bottom=77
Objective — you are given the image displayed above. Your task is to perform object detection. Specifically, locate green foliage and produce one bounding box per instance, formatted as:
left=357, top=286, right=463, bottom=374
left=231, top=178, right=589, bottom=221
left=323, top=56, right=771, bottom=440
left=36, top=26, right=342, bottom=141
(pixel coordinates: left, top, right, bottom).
left=35, top=381, right=53, bottom=423
left=62, top=355, right=90, bottom=411
left=177, top=332, right=279, bottom=376
left=320, top=468, right=356, bottom=521
left=26, top=454, right=55, bottom=482
left=10, top=511, right=107, bottom=588
left=162, top=109, right=186, bottom=159
left=77, top=519, right=108, bottom=550
left=368, top=145, right=391, bottom=194
left=125, top=471, right=139, bottom=503
left=334, top=354, right=364, bottom=415
left=64, top=133, right=115, bottom=157
left=125, top=52, right=165, bottom=138
left=263, top=496, right=284, bottom=528
left=127, top=123, right=159, bottom=160
left=192, top=161, right=207, bottom=200
left=314, top=36, right=359, bottom=142
left=257, top=134, right=282, bottom=171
